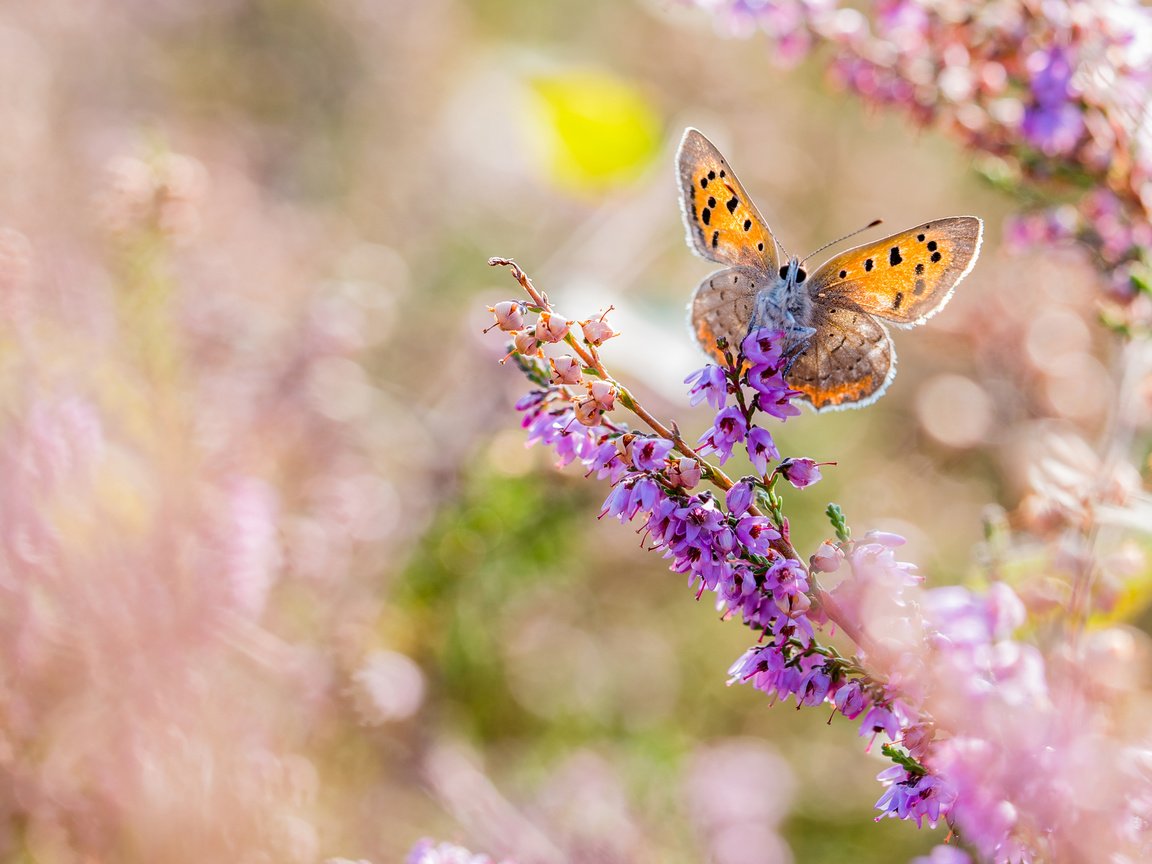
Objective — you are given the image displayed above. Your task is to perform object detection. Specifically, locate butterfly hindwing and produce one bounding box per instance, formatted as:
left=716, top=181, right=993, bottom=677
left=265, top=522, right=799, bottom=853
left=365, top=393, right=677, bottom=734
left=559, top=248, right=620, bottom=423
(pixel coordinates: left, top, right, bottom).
left=677, top=129, right=780, bottom=271
left=690, top=266, right=766, bottom=364
left=806, top=217, right=982, bottom=327
left=784, top=302, right=895, bottom=412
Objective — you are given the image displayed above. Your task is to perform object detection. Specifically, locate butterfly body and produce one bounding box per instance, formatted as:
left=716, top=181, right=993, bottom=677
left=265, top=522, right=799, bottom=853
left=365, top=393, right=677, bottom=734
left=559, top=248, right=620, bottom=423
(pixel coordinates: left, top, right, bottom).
left=749, top=258, right=816, bottom=348
left=677, top=128, right=982, bottom=411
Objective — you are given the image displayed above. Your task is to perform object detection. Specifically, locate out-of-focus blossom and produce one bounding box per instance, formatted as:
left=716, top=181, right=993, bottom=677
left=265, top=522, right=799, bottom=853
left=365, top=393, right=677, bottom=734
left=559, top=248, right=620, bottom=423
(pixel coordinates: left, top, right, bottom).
left=407, top=840, right=514, bottom=864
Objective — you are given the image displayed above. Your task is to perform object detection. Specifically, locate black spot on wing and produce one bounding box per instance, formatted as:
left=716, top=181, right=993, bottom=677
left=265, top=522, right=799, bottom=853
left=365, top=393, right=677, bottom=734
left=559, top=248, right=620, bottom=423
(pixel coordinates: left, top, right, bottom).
left=931, top=251, right=942, bottom=263
left=707, top=170, right=716, bottom=180
left=839, top=269, right=847, bottom=279
left=757, top=242, right=764, bottom=251
left=700, top=177, right=708, bottom=189
left=889, top=247, right=903, bottom=266
left=702, top=208, right=711, bottom=225
left=927, top=240, right=938, bottom=252
left=743, top=219, right=752, bottom=231
left=894, top=291, right=904, bottom=310
left=865, top=259, right=874, bottom=272
left=916, top=233, right=925, bottom=242
left=726, top=195, right=738, bottom=214
left=711, top=230, right=719, bottom=248
left=707, top=196, right=717, bottom=208
left=915, top=263, right=924, bottom=275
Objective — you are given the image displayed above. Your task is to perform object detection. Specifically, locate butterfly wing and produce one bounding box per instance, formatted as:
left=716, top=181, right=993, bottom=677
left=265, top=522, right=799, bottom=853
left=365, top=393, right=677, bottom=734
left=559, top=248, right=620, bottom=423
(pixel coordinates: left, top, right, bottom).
left=785, top=302, right=895, bottom=412
left=690, top=266, right=767, bottom=363
left=806, top=217, right=982, bottom=327
left=677, top=128, right=780, bottom=272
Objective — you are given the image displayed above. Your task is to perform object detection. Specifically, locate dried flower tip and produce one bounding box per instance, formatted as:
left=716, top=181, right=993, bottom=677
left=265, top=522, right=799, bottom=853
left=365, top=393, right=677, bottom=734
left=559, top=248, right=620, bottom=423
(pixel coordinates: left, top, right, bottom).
left=666, top=457, right=702, bottom=489
left=581, top=310, right=619, bottom=346
left=810, top=540, right=844, bottom=573
left=487, top=300, right=525, bottom=332
left=550, top=354, right=583, bottom=385
left=536, top=312, right=570, bottom=343
left=513, top=329, right=541, bottom=357
left=588, top=379, right=616, bottom=411
left=573, top=396, right=602, bottom=427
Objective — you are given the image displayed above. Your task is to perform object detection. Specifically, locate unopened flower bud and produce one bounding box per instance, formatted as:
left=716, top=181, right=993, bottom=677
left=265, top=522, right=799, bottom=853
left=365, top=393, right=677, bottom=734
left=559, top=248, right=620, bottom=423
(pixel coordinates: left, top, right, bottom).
left=488, top=300, right=524, bottom=332
left=779, top=591, right=812, bottom=618
left=550, top=355, right=583, bottom=385
left=778, top=457, right=824, bottom=489
left=589, top=380, right=616, bottom=411
left=667, top=457, right=701, bottom=489
left=726, top=480, right=754, bottom=516
left=581, top=312, right=618, bottom=346
left=810, top=541, right=844, bottom=573
left=573, top=396, right=602, bottom=427
left=536, top=312, right=570, bottom=343
left=514, top=329, right=541, bottom=356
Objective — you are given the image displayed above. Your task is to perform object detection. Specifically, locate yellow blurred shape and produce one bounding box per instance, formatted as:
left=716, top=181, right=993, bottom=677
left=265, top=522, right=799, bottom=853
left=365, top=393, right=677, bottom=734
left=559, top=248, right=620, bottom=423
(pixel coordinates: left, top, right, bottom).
left=528, top=69, right=662, bottom=194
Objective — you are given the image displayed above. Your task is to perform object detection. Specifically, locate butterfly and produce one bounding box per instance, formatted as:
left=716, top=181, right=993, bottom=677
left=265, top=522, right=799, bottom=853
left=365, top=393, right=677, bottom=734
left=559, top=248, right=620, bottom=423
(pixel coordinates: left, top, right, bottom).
left=677, top=128, right=983, bottom=411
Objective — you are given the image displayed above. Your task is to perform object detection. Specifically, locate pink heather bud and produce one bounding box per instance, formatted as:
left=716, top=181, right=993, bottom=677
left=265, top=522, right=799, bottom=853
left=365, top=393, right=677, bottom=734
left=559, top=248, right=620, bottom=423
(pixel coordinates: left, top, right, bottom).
left=573, top=396, right=602, bottom=427
left=778, top=457, right=824, bottom=489
left=488, top=300, right=524, bottom=332
left=581, top=311, right=618, bottom=346
left=810, top=541, right=843, bottom=573
left=588, top=380, right=616, bottom=411
left=514, top=329, right=541, bottom=356
left=550, top=354, right=583, bottom=385
left=535, top=312, right=570, bottom=343
left=667, top=457, right=701, bottom=490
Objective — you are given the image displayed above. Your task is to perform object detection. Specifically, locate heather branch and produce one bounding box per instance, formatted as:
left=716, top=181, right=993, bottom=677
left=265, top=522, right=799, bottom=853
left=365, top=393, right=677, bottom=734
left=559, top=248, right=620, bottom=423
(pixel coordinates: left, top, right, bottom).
left=487, top=256, right=882, bottom=660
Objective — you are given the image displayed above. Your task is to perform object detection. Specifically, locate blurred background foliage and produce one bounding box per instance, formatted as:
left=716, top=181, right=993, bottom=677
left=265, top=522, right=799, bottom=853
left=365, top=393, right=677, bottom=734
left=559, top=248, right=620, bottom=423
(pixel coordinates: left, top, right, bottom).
left=0, top=1, right=1122, bottom=863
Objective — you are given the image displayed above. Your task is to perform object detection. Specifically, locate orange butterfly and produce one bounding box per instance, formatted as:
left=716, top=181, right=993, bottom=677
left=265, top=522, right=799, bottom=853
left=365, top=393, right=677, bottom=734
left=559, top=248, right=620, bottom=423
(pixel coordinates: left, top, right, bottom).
left=678, top=128, right=982, bottom=411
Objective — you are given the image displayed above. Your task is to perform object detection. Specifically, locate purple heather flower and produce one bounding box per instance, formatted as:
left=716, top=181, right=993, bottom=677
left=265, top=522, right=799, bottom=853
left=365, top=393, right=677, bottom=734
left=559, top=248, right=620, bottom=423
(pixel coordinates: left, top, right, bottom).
left=875, top=767, right=953, bottom=828
left=749, top=368, right=802, bottom=420
left=629, top=436, right=674, bottom=471
left=1022, top=102, right=1084, bottom=156
left=726, top=479, right=754, bottom=516
left=589, top=439, right=628, bottom=484
left=741, top=328, right=787, bottom=367
left=833, top=680, right=869, bottom=719
left=860, top=705, right=901, bottom=743
left=735, top=515, right=779, bottom=556
left=778, top=457, right=823, bottom=488
left=799, top=665, right=833, bottom=706
left=745, top=426, right=780, bottom=476
left=601, top=476, right=661, bottom=522
left=697, top=406, right=747, bottom=463
left=685, top=364, right=729, bottom=411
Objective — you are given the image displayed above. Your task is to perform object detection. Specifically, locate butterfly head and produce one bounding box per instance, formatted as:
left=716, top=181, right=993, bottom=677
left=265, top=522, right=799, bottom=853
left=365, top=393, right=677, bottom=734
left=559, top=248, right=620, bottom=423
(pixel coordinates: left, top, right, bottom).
left=779, top=258, right=807, bottom=286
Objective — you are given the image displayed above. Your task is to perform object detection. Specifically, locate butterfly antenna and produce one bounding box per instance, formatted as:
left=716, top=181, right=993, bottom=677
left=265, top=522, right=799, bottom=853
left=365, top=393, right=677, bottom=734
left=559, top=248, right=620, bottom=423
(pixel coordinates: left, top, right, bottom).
left=800, top=218, right=882, bottom=265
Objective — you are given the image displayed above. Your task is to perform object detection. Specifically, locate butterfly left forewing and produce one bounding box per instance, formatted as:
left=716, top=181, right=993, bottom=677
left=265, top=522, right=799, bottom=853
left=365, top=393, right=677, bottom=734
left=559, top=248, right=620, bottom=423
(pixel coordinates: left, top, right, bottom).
left=806, top=216, right=982, bottom=328
left=677, top=129, right=780, bottom=271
